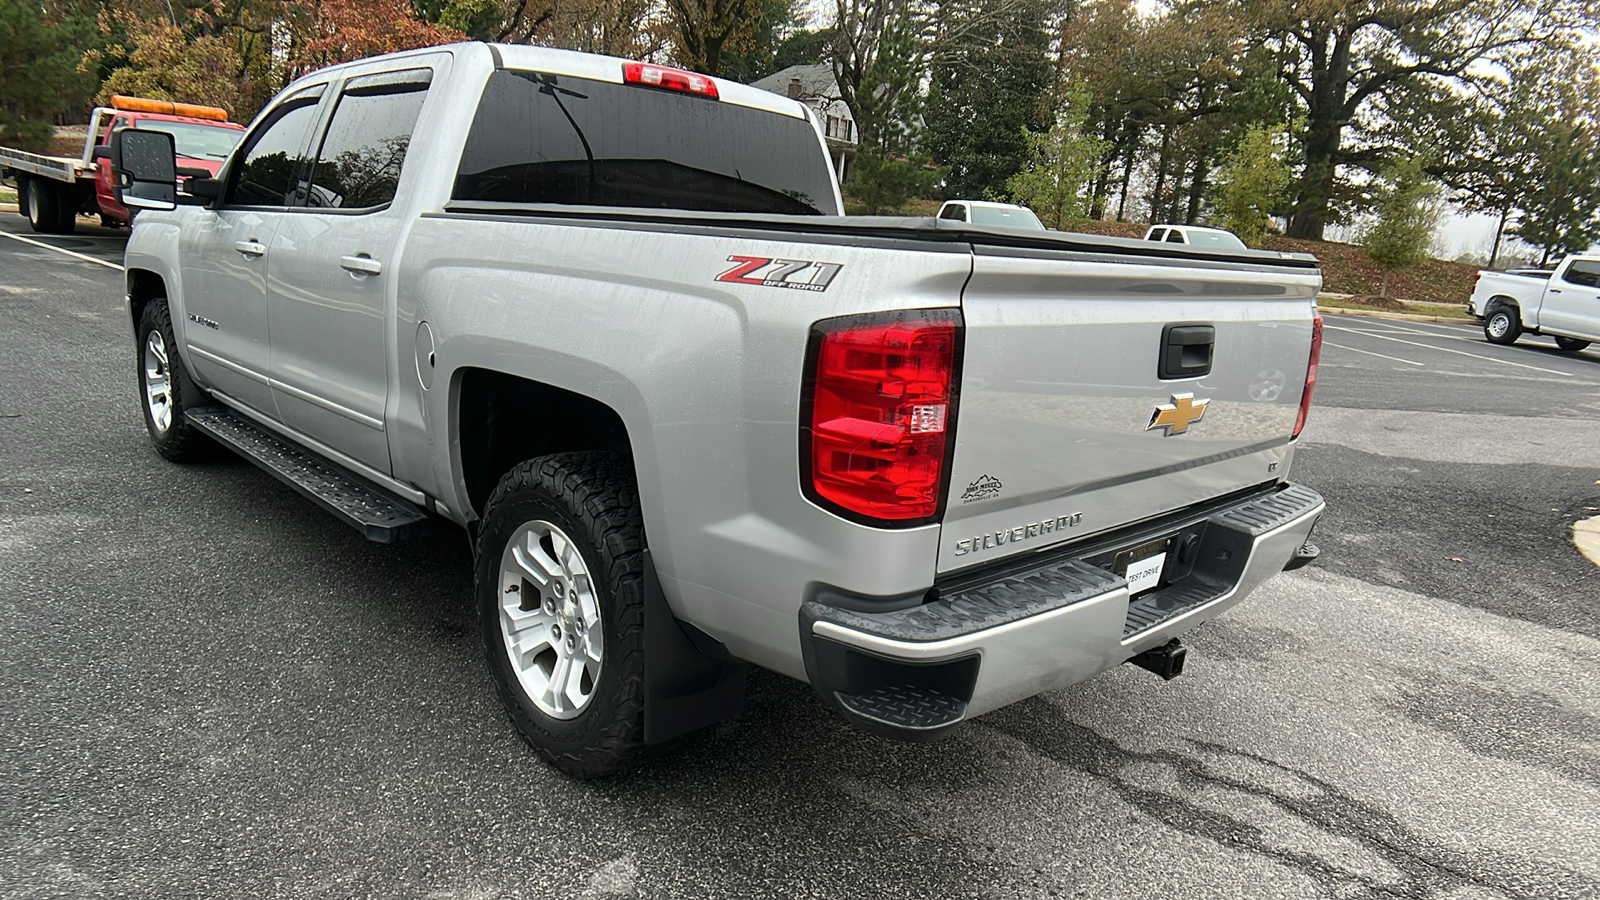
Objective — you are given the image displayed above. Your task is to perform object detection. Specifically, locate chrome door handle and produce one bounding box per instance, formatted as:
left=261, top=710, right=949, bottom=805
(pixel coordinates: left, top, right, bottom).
left=234, top=240, right=266, bottom=257
left=340, top=255, right=382, bottom=275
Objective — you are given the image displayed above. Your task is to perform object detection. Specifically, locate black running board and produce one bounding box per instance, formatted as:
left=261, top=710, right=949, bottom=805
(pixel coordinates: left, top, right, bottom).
left=187, top=406, right=430, bottom=543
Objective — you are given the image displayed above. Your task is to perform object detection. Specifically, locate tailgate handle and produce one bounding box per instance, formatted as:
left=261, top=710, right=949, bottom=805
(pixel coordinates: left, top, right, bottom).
left=1159, top=324, right=1214, bottom=379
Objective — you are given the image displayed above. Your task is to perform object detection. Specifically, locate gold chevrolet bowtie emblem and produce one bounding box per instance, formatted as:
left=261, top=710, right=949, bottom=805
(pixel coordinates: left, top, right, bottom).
left=1147, top=392, right=1209, bottom=435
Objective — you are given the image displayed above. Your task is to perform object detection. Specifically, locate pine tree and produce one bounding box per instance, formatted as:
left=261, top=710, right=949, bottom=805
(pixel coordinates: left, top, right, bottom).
left=0, top=0, right=98, bottom=151
left=1210, top=123, right=1291, bottom=248
left=1361, top=157, right=1442, bottom=298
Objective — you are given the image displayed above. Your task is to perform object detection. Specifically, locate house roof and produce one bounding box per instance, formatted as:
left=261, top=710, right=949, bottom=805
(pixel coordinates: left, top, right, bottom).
left=750, top=64, right=841, bottom=102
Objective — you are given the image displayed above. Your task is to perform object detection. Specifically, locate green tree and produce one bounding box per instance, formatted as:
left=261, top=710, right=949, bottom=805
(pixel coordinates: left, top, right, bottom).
left=922, top=0, right=1056, bottom=200
left=768, top=26, right=835, bottom=75
left=415, top=0, right=663, bottom=55
left=1222, top=0, right=1592, bottom=240
left=663, top=0, right=758, bottom=76
left=1512, top=120, right=1600, bottom=266
left=1361, top=156, right=1442, bottom=298
left=1210, top=122, right=1291, bottom=247
left=1005, top=86, right=1106, bottom=228
left=97, top=22, right=247, bottom=115
left=0, top=0, right=98, bottom=150
left=829, top=0, right=940, bottom=213
left=710, top=0, right=801, bottom=82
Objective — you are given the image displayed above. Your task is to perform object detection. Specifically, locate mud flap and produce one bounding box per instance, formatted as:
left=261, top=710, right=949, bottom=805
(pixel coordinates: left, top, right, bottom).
left=642, top=549, right=747, bottom=744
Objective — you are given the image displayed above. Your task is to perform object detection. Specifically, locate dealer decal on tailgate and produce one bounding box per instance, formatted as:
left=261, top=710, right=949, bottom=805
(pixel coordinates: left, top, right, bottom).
left=716, top=256, right=843, bottom=292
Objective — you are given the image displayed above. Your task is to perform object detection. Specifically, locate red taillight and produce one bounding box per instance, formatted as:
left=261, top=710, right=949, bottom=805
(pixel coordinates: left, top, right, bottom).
left=1293, top=314, right=1323, bottom=439
left=622, top=63, right=719, bottom=99
left=802, top=311, right=962, bottom=524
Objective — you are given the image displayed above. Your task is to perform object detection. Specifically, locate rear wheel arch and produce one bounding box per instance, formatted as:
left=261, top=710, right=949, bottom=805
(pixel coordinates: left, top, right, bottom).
left=453, top=368, right=638, bottom=520
left=1484, top=295, right=1521, bottom=317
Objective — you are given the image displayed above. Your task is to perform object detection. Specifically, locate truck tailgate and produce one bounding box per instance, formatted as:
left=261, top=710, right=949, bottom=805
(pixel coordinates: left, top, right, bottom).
left=940, top=250, right=1322, bottom=573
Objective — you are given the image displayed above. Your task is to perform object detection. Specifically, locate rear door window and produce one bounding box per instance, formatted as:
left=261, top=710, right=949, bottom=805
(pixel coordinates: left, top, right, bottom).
left=1561, top=260, right=1600, bottom=287
left=1147, top=228, right=1166, bottom=241
left=940, top=204, right=967, bottom=221
left=304, top=69, right=432, bottom=210
left=453, top=70, right=837, bottom=215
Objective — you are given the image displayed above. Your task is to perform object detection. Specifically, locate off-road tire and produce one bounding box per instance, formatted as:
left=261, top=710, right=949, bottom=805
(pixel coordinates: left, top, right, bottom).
left=137, top=300, right=213, bottom=462
left=1554, top=336, right=1591, bottom=353
left=475, top=452, right=648, bottom=778
left=1483, top=307, right=1521, bottom=345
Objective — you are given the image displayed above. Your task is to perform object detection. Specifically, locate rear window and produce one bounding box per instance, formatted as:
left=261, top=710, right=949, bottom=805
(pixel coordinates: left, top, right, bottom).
left=453, top=70, right=837, bottom=215
left=1186, top=230, right=1247, bottom=249
left=968, top=205, right=1044, bottom=229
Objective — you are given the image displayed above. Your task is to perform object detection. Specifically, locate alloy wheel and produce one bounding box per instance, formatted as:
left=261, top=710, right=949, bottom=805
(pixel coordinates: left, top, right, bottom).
left=143, top=329, right=173, bottom=434
left=497, top=519, right=604, bottom=719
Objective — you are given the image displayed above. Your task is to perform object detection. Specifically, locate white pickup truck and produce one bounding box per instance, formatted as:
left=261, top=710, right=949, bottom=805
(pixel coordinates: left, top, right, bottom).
left=107, top=42, right=1327, bottom=777
left=1470, top=256, right=1600, bottom=351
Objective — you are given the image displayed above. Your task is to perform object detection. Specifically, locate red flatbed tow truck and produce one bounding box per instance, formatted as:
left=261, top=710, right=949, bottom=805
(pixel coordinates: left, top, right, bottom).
left=0, top=95, right=245, bottom=233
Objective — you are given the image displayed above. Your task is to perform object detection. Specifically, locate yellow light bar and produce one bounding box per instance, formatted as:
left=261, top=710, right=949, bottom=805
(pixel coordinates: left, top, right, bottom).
left=110, top=95, right=230, bottom=122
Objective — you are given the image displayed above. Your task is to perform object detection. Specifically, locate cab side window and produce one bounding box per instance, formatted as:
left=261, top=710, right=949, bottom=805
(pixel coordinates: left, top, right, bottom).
left=304, top=69, right=432, bottom=210
left=1147, top=228, right=1166, bottom=241
left=1561, top=260, right=1600, bottom=287
left=1166, top=229, right=1186, bottom=243
left=224, top=86, right=324, bottom=207
left=940, top=204, right=967, bottom=221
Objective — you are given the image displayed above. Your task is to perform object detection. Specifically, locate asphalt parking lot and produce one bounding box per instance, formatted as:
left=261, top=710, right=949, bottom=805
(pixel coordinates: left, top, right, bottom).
left=2, top=212, right=1597, bottom=899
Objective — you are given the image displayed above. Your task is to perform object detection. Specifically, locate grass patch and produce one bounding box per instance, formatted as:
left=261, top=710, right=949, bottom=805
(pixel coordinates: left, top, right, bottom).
left=840, top=191, right=942, bottom=216
left=0, top=186, right=16, bottom=204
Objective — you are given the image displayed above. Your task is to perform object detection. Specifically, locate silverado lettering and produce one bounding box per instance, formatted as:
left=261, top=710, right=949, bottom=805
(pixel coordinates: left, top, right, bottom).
left=954, top=512, right=1086, bottom=556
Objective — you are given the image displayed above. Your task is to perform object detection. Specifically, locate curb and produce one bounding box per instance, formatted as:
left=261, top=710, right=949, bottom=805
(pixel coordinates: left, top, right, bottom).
left=1314, top=304, right=1471, bottom=325
left=1576, top=516, right=1600, bottom=569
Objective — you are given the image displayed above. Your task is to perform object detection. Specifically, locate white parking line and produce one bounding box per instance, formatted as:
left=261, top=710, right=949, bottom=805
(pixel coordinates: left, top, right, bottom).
left=0, top=229, right=124, bottom=272
left=1325, top=323, right=1575, bottom=377
left=1346, top=317, right=1599, bottom=367
left=1323, top=340, right=1424, bottom=366
left=1337, top=319, right=1472, bottom=338
left=1351, top=320, right=1486, bottom=342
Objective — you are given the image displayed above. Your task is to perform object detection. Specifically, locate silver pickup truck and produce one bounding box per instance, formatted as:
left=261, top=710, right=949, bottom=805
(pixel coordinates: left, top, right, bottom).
left=111, top=42, right=1326, bottom=777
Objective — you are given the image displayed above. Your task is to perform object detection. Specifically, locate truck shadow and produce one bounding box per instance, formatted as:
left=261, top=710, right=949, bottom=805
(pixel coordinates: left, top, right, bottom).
left=592, top=684, right=1599, bottom=897
left=299, top=506, right=1590, bottom=898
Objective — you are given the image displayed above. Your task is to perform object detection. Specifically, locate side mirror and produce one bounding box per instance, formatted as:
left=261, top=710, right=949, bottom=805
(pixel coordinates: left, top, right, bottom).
left=109, top=128, right=177, bottom=211
left=188, top=178, right=222, bottom=200
left=92, top=145, right=112, bottom=161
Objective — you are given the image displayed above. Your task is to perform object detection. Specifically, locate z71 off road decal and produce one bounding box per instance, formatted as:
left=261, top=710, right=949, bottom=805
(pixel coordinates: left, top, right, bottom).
left=717, top=256, right=842, bottom=292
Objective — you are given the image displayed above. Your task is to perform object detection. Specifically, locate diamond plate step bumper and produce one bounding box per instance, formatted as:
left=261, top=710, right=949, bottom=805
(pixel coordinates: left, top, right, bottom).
left=800, top=483, right=1323, bottom=740
left=187, top=407, right=429, bottom=543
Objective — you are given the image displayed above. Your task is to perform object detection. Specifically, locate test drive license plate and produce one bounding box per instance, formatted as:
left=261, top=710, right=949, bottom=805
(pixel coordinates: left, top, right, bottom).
left=1124, top=552, right=1167, bottom=595
left=1115, top=534, right=1173, bottom=596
